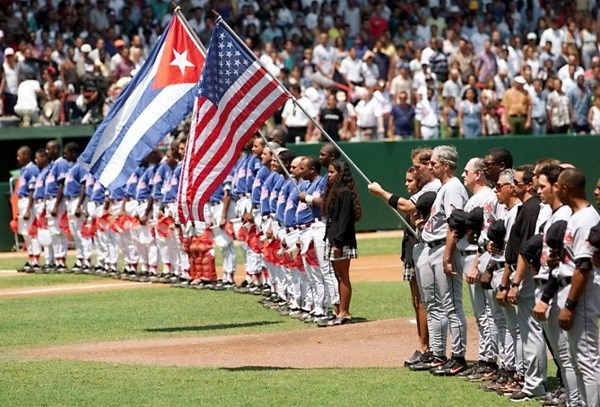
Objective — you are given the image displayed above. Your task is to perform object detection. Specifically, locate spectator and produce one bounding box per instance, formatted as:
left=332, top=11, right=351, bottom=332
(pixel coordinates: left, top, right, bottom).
left=539, top=17, right=565, bottom=57
left=547, top=78, right=572, bottom=134
left=482, top=100, right=503, bottom=136
left=338, top=47, right=362, bottom=87
left=415, top=86, right=439, bottom=140
left=343, top=0, right=360, bottom=38
left=458, top=86, right=483, bottom=138
left=360, top=51, right=379, bottom=87
left=354, top=87, right=383, bottom=140
left=441, top=95, right=459, bottom=138
left=480, top=77, right=498, bottom=108
left=580, top=18, right=598, bottom=69
left=14, top=72, right=44, bottom=127
left=589, top=96, right=600, bottom=134
left=568, top=74, right=592, bottom=134
left=530, top=79, right=548, bottom=135
left=2, top=47, right=18, bottom=116
left=442, top=68, right=462, bottom=107
left=318, top=94, right=344, bottom=142
left=389, top=90, right=415, bottom=140
left=450, top=38, right=475, bottom=83
left=501, top=75, right=531, bottom=135
left=475, top=40, right=498, bottom=84
left=312, top=32, right=336, bottom=81
left=389, top=65, right=412, bottom=104
left=281, top=84, right=316, bottom=143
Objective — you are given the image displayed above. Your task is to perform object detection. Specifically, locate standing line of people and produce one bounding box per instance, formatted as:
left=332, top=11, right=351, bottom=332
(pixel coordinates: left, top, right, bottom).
left=368, top=146, right=600, bottom=405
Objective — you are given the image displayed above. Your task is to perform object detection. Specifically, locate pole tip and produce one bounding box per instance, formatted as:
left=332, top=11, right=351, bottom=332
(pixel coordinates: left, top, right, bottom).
left=211, top=9, right=220, bottom=18
left=170, top=1, right=180, bottom=11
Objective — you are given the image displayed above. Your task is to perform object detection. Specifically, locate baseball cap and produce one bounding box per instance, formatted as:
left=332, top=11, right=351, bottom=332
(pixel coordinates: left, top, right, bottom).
left=514, top=76, right=526, bottom=85
left=588, top=221, right=600, bottom=249
left=448, top=209, right=468, bottom=238
left=80, top=44, right=92, bottom=53
left=487, top=220, right=506, bottom=247
left=522, top=234, right=543, bottom=270
left=466, top=207, right=484, bottom=232
left=546, top=220, right=568, bottom=251
left=415, top=191, right=436, bottom=219
left=4, top=47, right=15, bottom=56
left=527, top=32, right=537, bottom=41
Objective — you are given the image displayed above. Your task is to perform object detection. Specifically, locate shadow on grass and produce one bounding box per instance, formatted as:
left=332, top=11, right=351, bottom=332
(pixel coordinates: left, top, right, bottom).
left=145, top=321, right=282, bottom=333
left=220, top=366, right=300, bottom=371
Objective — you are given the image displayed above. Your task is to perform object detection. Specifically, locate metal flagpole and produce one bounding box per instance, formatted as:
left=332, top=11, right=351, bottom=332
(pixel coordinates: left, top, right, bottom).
left=211, top=12, right=417, bottom=237
left=172, top=4, right=302, bottom=195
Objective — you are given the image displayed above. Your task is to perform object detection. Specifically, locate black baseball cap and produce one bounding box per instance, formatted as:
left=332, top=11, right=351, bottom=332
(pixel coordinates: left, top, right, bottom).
left=466, top=207, right=484, bottom=232
left=487, top=220, right=506, bottom=247
left=588, top=221, right=600, bottom=249
left=521, top=234, right=543, bottom=270
left=415, top=192, right=436, bottom=219
left=448, top=209, right=468, bottom=238
left=546, top=220, right=568, bottom=251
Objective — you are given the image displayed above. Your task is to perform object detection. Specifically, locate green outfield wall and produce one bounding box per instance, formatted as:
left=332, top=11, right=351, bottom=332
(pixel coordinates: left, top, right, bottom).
left=290, top=134, right=600, bottom=232
left=0, top=124, right=598, bottom=251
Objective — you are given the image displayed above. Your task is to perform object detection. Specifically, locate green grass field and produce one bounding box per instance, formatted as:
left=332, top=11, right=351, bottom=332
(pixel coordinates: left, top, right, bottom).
left=0, top=237, right=541, bottom=405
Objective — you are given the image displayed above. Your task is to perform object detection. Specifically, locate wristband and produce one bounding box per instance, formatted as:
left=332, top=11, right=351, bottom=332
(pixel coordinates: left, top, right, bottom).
left=388, top=194, right=400, bottom=209
left=498, top=285, right=509, bottom=292
left=510, top=282, right=520, bottom=288
left=305, top=194, right=314, bottom=204
left=565, top=298, right=578, bottom=310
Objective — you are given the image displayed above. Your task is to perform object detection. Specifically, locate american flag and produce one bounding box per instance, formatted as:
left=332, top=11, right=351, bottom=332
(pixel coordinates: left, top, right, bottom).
left=177, top=19, right=288, bottom=223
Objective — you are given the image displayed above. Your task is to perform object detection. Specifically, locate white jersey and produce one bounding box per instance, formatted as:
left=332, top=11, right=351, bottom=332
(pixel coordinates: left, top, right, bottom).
left=555, top=205, right=600, bottom=279
left=492, top=201, right=522, bottom=263
left=410, top=178, right=442, bottom=204
left=538, top=205, right=572, bottom=280
left=536, top=202, right=552, bottom=234
left=457, top=186, right=497, bottom=251
left=422, top=177, right=468, bottom=243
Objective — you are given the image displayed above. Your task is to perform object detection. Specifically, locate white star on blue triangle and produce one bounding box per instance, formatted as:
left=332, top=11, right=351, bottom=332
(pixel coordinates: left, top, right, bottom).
left=197, top=23, right=253, bottom=105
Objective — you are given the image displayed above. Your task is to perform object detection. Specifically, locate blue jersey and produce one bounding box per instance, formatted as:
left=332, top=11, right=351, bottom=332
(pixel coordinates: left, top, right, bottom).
left=63, top=163, right=88, bottom=198
left=135, top=164, right=155, bottom=201
left=296, top=178, right=319, bottom=225
left=85, top=176, right=95, bottom=198
left=90, top=180, right=106, bottom=203
left=44, top=157, right=71, bottom=198
left=251, top=165, right=271, bottom=206
left=151, top=161, right=172, bottom=200
left=275, top=179, right=293, bottom=224
left=284, top=180, right=308, bottom=227
left=17, top=162, right=39, bottom=198
left=260, top=172, right=279, bottom=215
left=125, top=167, right=144, bottom=198
left=245, top=155, right=262, bottom=197
left=270, top=175, right=285, bottom=214
left=232, top=154, right=251, bottom=196
left=162, top=163, right=182, bottom=203
left=210, top=184, right=224, bottom=203
left=108, top=186, right=125, bottom=200
left=33, top=166, right=50, bottom=200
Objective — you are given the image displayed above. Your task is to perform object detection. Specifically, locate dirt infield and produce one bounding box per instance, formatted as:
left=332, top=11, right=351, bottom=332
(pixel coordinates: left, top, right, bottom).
left=22, top=317, right=481, bottom=368
left=8, top=248, right=482, bottom=369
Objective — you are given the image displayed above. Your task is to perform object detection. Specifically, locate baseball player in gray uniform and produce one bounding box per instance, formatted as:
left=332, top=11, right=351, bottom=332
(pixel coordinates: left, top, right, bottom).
left=420, top=145, right=469, bottom=376
left=531, top=165, right=580, bottom=406
left=458, top=157, right=500, bottom=378
left=553, top=169, right=600, bottom=407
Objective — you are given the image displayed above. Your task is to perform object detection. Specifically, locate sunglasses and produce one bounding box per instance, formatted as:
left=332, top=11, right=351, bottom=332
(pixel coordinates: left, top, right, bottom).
left=495, top=182, right=511, bottom=190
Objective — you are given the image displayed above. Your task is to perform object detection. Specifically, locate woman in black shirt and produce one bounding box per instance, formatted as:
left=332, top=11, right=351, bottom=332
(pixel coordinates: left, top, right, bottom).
left=322, top=160, right=362, bottom=325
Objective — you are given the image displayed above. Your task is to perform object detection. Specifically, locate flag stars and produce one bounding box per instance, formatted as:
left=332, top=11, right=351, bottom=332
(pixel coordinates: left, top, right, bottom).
left=169, top=49, right=195, bottom=75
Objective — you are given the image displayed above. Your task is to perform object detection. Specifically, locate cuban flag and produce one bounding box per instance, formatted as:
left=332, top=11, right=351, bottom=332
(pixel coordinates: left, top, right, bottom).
left=79, top=14, right=204, bottom=190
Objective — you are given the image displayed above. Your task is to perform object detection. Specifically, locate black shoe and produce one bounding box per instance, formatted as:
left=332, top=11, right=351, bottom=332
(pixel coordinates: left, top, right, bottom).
left=18, top=262, right=30, bottom=272
left=55, top=264, right=67, bottom=273
left=430, top=357, right=467, bottom=376
left=404, top=350, right=423, bottom=367
left=409, top=353, right=441, bottom=372
left=509, top=391, right=535, bottom=402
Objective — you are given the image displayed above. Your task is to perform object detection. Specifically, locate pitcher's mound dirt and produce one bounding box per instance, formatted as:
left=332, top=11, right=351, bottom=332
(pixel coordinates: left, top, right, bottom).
left=23, top=317, right=480, bottom=368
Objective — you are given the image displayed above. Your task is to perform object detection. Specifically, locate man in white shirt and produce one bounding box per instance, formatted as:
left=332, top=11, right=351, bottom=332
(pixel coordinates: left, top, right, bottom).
left=415, top=86, right=439, bottom=139
left=539, top=18, right=566, bottom=57
left=281, top=84, right=317, bottom=144
left=14, top=73, right=44, bottom=127
left=338, top=47, right=363, bottom=87
left=2, top=47, right=19, bottom=115
left=312, top=32, right=336, bottom=80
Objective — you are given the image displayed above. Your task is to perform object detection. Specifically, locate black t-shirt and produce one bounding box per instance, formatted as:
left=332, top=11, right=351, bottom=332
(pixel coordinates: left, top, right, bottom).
left=505, top=195, right=541, bottom=266
left=319, top=107, right=343, bottom=141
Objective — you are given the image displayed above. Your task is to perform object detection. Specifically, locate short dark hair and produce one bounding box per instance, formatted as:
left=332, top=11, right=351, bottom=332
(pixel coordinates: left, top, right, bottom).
left=304, top=156, right=321, bottom=173
left=487, top=147, right=513, bottom=169
left=64, top=141, right=80, bottom=155
left=539, top=164, right=563, bottom=184
left=516, top=164, right=535, bottom=184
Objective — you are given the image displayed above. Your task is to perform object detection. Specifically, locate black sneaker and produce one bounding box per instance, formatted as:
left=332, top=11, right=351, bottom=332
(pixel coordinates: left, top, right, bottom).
left=457, top=361, right=480, bottom=378
left=55, top=264, right=67, bottom=273
left=409, top=354, right=443, bottom=372
left=18, top=262, right=30, bottom=272
left=430, top=357, right=468, bottom=376
left=467, top=362, right=497, bottom=382
left=404, top=350, right=423, bottom=367
left=509, top=391, right=534, bottom=402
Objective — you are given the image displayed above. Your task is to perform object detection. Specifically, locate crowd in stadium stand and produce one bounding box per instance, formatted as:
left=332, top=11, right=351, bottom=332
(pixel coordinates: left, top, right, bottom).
left=0, top=0, right=599, bottom=139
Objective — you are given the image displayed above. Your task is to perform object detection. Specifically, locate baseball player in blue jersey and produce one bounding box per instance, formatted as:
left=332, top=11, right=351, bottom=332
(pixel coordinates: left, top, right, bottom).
left=44, top=140, right=76, bottom=272
left=63, top=158, right=91, bottom=272
left=122, top=165, right=145, bottom=276
left=88, top=177, right=108, bottom=273
left=32, top=149, right=53, bottom=270
left=16, top=146, right=40, bottom=272
left=153, top=149, right=178, bottom=279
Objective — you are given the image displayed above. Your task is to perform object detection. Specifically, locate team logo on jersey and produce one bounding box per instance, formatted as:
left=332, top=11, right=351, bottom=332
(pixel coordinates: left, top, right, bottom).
left=260, top=189, right=268, bottom=200
left=298, top=202, right=307, bottom=211
left=564, top=230, right=574, bottom=245
left=46, top=173, right=55, bottom=184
